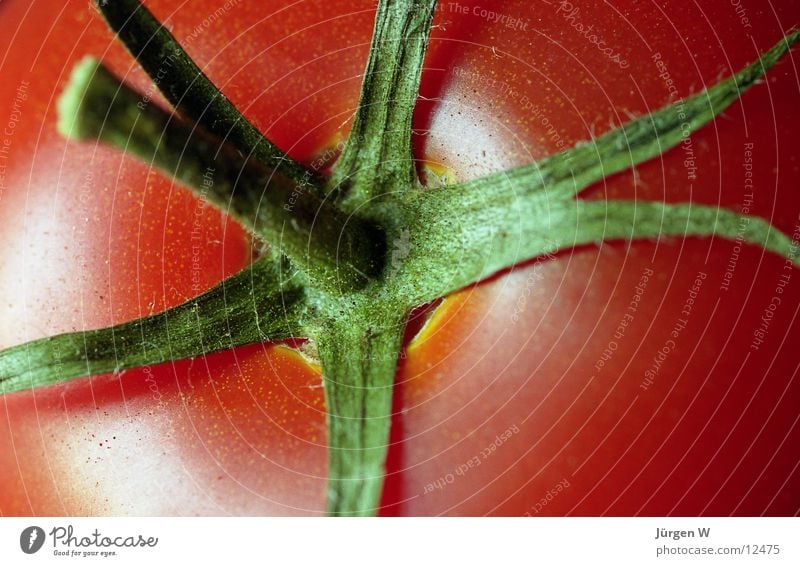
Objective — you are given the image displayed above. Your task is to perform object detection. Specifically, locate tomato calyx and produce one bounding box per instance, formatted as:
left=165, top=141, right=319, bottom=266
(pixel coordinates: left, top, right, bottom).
left=1, top=0, right=799, bottom=516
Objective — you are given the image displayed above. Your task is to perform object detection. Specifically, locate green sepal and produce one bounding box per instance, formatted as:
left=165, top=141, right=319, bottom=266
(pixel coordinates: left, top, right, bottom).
left=454, top=30, right=800, bottom=202
left=311, top=302, right=408, bottom=516
left=400, top=188, right=798, bottom=305
left=0, top=256, right=306, bottom=394
left=330, top=0, right=438, bottom=207
left=58, top=58, right=385, bottom=292
left=94, top=0, right=322, bottom=193
left=565, top=200, right=800, bottom=265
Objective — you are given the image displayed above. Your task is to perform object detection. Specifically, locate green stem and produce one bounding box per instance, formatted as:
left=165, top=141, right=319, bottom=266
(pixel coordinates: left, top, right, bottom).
left=399, top=186, right=799, bottom=305
left=58, top=58, right=384, bottom=292
left=456, top=30, right=800, bottom=201
left=393, top=31, right=800, bottom=303
left=95, top=0, right=322, bottom=192
left=330, top=0, right=438, bottom=206
left=313, top=304, right=407, bottom=516
left=567, top=200, right=800, bottom=264
left=0, top=256, right=305, bottom=394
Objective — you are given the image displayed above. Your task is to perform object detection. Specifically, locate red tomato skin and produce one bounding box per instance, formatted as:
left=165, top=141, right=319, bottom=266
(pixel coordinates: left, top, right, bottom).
left=0, top=345, right=327, bottom=515
left=0, top=0, right=798, bottom=516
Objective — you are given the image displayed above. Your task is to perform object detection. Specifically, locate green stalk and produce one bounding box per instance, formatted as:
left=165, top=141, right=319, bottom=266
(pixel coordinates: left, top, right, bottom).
left=398, top=189, right=800, bottom=306
left=313, top=304, right=407, bottom=516
left=94, top=0, right=322, bottom=192
left=58, top=58, right=384, bottom=292
left=393, top=32, right=800, bottom=304
left=330, top=0, right=438, bottom=206
left=457, top=30, right=800, bottom=201
left=0, top=256, right=305, bottom=394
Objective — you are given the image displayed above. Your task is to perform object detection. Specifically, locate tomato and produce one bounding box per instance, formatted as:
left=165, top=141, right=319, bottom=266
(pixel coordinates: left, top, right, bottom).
left=1, top=0, right=799, bottom=516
